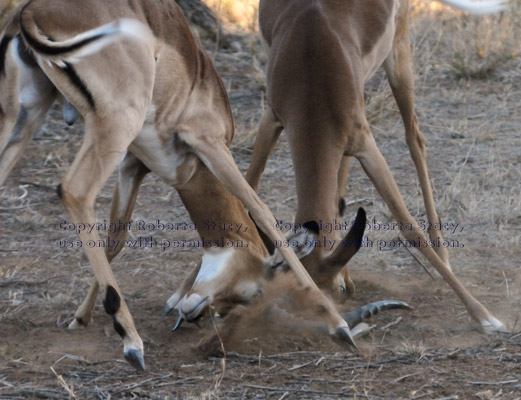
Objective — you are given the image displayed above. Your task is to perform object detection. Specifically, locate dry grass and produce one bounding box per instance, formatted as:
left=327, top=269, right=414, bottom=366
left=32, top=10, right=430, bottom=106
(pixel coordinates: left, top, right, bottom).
left=204, top=0, right=258, bottom=31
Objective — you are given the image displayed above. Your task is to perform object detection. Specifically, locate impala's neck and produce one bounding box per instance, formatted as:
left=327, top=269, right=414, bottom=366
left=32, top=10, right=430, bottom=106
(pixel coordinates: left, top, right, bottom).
left=176, top=161, right=266, bottom=254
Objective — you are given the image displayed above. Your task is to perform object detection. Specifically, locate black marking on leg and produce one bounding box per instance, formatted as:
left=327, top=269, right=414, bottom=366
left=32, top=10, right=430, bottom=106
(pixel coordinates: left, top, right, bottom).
left=0, top=35, right=13, bottom=77
left=338, top=197, right=346, bottom=217
left=75, top=317, right=86, bottom=326
left=113, top=319, right=127, bottom=338
left=56, top=184, right=63, bottom=200
left=103, top=285, right=121, bottom=315
left=103, top=286, right=127, bottom=338
left=303, top=221, right=320, bottom=235
left=61, top=62, right=96, bottom=109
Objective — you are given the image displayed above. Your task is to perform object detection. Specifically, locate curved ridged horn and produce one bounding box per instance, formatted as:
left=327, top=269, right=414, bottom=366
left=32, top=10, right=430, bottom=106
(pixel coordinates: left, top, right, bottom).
left=325, top=207, right=366, bottom=267
left=344, top=300, right=412, bottom=328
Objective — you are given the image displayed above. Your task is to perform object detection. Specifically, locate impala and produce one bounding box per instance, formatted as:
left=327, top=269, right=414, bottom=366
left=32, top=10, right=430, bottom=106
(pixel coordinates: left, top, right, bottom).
left=245, top=0, right=507, bottom=331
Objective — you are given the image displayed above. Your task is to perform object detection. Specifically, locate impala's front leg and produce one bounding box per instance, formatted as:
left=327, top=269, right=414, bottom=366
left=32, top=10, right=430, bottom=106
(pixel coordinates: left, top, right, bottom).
left=69, top=153, right=149, bottom=330
left=245, top=106, right=284, bottom=192
left=336, top=155, right=353, bottom=218
left=356, top=122, right=506, bottom=333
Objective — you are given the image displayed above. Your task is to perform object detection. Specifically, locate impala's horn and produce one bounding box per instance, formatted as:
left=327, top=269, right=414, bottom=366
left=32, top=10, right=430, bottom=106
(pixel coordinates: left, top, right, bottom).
left=325, top=207, right=366, bottom=267
left=344, top=300, right=412, bottom=328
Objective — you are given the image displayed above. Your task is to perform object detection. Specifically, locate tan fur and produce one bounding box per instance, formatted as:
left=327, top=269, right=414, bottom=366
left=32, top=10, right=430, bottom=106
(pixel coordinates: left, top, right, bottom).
left=246, top=0, right=506, bottom=333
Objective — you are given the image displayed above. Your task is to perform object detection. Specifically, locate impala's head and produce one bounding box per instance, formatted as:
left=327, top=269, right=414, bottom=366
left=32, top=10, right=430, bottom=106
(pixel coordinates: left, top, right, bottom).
left=266, top=208, right=367, bottom=301
left=175, top=244, right=267, bottom=323
left=174, top=209, right=366, bottom=324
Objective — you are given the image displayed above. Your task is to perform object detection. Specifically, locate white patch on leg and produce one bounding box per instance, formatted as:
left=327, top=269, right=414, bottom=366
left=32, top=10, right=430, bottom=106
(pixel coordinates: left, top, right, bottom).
left=194, top=248, right=235, bottom=284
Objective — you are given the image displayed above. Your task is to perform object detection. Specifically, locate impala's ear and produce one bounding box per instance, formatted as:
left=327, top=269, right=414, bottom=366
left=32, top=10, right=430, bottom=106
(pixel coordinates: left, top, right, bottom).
left=290, top=220, right=319, bottom=259
left=264, top=221, right=320, bottom=277
left=325, top=208, right=366, bottom=267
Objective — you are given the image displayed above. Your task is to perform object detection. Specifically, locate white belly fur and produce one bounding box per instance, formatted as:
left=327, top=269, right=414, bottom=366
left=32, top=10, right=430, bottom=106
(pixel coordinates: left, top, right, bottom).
left=129, top=105, right=197, bottom=186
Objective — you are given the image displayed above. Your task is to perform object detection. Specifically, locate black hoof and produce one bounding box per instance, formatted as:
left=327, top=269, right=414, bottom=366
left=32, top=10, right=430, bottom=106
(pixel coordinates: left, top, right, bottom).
left=163, top=303, right=174, bottom=317
left=171, top=315, right=184, bottom=332
left=124, top=349, right=145, bottom=371
left=331, top=326, right=358, bottom=352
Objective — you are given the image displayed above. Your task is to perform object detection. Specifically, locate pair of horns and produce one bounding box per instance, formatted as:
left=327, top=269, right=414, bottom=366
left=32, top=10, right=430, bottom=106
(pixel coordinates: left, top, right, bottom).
left=255, top=207, right=367, bottom=268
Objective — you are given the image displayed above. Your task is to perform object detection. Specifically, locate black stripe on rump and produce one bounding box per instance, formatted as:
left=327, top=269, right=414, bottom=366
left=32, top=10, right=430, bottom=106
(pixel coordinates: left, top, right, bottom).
left=0, top=35, right=13, bottom=77
left=61, top=62, right=96, bottom=110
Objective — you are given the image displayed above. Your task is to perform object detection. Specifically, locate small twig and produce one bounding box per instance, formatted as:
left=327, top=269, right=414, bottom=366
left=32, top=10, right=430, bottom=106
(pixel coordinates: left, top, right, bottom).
left=113, top=374, right=174, bottom=394
left=470, top=379, right=518, bottom=386
left=344, top=198, right=372, bottom=207
left=287, top=360, right=313, bottom=371
left=391, top=372, right=420, bottom=383
left=50, top=366, right=78, bottom=400
left=277, top=392, right=290, bottom=400
left=399, top=235, right=436, bottom=281
left=379, top=317, right=403, bottom=331
left=210, top=311, right=226, bottom=392
left=243, top=384, right=384, bottom=399
left=51, top=353, right=89, bottom=366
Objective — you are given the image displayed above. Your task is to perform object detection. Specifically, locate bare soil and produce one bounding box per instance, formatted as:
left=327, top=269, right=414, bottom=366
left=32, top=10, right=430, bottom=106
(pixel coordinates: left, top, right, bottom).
left=1, top=7, right=521, bottom=400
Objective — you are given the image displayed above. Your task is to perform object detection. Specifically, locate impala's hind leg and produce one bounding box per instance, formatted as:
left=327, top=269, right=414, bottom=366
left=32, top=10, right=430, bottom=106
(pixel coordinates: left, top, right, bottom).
left=69, top=153, right=149, bottom=330
left=383, top=16, right=450, bottom=267
left=59, top=114, right=149, bottom=369
left=356, top=127, right=505, bottom=333
left=0, top=36, right=56, bottom=187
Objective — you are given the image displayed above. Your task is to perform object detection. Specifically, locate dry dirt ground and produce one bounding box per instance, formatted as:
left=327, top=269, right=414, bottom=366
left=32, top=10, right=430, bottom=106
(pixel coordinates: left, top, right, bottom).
left=1, top=5, right=521, bottom=400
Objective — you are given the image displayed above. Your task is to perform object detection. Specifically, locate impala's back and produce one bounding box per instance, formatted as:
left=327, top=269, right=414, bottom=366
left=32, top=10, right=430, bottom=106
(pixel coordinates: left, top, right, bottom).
left=260, top=0, right=398, bottom=135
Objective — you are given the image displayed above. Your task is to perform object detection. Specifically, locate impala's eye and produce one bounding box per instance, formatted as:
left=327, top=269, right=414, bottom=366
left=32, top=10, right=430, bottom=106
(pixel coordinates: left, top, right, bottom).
left=340, top=285, right=346, bottom=293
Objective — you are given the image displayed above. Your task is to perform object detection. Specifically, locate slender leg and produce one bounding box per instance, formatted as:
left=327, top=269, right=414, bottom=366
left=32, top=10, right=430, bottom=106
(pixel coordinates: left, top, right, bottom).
left=163, top=261, right=201, bottom=316
left=60, top=115, right=148, bottom=369
left=356, top=127, right=505, bottom=333
left=0, top=124, right=37, bottom=187
left=0, top=102, right=55, bottom=187
left=245, top=106, right=284, bottom=192
left=336, top=155, right=353, bottom=218
left=383, top=21, right=450, bottom=267
left=69, top=153, right=149, bottom=330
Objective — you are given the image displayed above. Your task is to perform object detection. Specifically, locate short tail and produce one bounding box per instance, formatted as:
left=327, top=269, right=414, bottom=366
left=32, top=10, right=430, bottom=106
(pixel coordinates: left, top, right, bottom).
left=437, top=0, right=509, bottom=14
left=19, top=10, right=150, bottom=66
